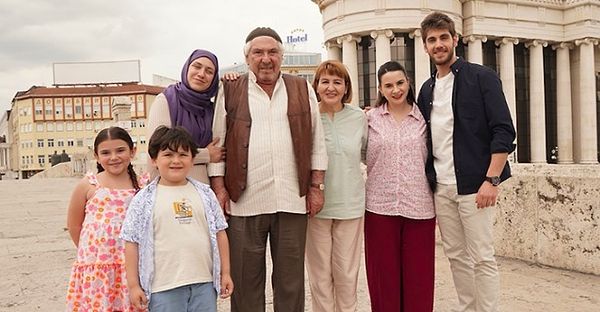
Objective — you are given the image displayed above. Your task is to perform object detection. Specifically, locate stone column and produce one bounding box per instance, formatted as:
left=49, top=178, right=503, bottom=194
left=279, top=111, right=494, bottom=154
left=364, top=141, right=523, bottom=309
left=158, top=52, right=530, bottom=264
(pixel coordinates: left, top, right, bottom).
left=553, top=42, right=574, bottom=164
left=410, top=29, right=431, bottom=92
left=370, top=29, right=393, bottom=73
left=338, top=35, right=361, bottom=106
left=326, top=41, right=342, bottom=61
left=464, top=35, right=487, bottom=65
left=496, top=37, right=519, bottom=162
left=575, top=38, right=599, bottom=163
left=525, top=40, right=548, bottom=163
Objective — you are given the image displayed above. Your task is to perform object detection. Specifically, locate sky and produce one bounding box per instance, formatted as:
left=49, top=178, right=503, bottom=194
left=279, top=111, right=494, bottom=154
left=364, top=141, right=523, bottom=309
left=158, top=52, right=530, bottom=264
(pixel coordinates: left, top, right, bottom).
left=0, top=0, right=326, bottom=113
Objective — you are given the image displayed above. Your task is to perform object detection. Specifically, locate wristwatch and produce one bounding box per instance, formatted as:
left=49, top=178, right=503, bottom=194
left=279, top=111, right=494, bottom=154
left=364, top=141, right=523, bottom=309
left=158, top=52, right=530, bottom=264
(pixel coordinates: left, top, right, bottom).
left=311, top=182, right=325, bottom=191
left=485, top=176, right=501, bottom=186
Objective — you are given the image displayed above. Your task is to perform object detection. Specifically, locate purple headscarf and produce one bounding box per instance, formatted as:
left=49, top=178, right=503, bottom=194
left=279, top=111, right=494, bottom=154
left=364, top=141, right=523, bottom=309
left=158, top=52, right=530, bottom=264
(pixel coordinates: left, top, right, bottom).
left=163, top=49, right=219, bottom=148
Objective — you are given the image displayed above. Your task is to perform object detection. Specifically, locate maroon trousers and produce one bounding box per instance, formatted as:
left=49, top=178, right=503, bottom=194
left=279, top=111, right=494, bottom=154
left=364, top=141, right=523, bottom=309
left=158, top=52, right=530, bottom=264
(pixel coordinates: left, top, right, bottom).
left=364, top=211, right=436, bottom=312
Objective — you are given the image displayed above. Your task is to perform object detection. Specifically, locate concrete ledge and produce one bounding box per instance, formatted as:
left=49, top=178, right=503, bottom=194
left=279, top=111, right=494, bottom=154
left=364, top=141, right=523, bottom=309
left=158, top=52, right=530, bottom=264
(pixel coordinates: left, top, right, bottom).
left=496, top=164, right=600, bottom=275
left=30, top=163, right=74, bottom=179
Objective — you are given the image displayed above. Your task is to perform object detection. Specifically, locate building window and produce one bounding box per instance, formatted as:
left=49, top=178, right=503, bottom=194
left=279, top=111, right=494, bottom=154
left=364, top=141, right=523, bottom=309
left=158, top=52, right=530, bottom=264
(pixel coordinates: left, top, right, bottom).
left=35, top=101, right=43, bottom=115
left=48, top=139, right=54, bottom=147
left=67, top=139, right=74, bottom=147
left=58, top=139, right=64, bottom=147
left=515, top=43, right=530, bottom=163
left=47, top=122, right=54, bottom=132
left=482, top=41, right=498, bottom=72
left=138, top=120, right=145, bottom=128
left=77, top=139, right=83, bottom=147
left=84, top=97, right=92, bottom=118
left=358, top=35, right=375, bottom=108
left=298, top=74, right=314, bottom=82
left=139, top=136, right=146, bottom=145
left=390, top=33, right=415, bottom=87
left=38, top=155, right=45, bottom=164
left=57, top=122, right=64, bottom=131
left=102, top=97, right=111, bottom=118
left=76, top=122, right=83, bottom=131
left=93, top=97, right=101, bottom=118
left=543, top=46, right=557, bottom=163
left=66, top=122, right=73, bottom=131
left=55, top=100, right=63, bottom=119
left=85, top=138, right=93, bottom=147
left=131, top=120, right=137, bottom=128
left=85, top=121, right=92, bottom=130
left=36, top=123, right=44, bottom=132
left=37, top=139, right=44, bottom=148
left=65, top=99, right=73, bottom=118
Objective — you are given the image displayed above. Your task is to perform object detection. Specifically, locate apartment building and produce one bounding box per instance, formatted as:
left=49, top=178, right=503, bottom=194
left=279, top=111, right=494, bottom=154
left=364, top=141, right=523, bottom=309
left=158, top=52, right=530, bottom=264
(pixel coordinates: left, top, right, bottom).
left=8, top=84, right=163, bottom=178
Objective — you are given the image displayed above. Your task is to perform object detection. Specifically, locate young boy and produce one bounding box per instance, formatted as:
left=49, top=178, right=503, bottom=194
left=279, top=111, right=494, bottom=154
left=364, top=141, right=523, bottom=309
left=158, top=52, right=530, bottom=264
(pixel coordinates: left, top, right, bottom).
left=121, top=126, right=233, bottom=311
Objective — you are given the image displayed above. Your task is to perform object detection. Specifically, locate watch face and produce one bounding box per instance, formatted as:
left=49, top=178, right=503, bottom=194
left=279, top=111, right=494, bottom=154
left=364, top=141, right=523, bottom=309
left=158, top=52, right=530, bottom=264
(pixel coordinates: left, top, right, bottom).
left=488, top=176, right=501, bottom=186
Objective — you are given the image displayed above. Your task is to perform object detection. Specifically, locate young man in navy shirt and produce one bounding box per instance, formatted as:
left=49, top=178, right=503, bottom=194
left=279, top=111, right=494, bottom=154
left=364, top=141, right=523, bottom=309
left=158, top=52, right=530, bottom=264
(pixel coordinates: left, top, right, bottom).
left=417, top=12, right=516, bottom=312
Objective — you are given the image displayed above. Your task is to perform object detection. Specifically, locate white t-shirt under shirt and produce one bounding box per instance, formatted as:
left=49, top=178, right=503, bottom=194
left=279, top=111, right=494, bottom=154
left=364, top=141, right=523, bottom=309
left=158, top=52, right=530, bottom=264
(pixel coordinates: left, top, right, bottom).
left=151, top=182, right=213, bottom=293
left=431, top=72, right=457, bottom=185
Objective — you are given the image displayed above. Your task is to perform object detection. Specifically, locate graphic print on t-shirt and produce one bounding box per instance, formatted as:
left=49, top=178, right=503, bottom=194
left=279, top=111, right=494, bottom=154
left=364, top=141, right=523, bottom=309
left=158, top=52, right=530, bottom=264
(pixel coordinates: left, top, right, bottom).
left=173, top=198, right=193, bottom=224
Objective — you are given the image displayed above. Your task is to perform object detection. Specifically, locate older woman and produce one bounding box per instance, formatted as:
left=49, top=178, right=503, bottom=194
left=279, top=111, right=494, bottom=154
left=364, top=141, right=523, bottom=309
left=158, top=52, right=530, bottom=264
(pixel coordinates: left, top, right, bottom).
left=305, top=60, right=367, bottom=312
left=146, top=49, right=224, bottom=183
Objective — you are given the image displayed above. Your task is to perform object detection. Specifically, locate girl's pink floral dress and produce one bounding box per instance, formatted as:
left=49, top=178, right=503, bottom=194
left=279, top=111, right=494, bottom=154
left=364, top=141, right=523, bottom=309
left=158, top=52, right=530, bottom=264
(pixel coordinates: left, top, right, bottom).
left=66, top=173, right=147, bottom=312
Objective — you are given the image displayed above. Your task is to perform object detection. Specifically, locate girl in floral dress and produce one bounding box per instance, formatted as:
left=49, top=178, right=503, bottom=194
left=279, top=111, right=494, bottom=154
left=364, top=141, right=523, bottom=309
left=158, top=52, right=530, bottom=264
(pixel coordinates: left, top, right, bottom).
left=66, top=127, right=147, bottom=312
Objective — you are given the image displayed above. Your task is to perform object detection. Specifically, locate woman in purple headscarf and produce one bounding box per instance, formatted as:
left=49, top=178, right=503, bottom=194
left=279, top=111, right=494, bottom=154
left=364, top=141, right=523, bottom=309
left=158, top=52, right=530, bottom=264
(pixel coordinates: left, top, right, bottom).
left=146, top=49, right=224, bottom=183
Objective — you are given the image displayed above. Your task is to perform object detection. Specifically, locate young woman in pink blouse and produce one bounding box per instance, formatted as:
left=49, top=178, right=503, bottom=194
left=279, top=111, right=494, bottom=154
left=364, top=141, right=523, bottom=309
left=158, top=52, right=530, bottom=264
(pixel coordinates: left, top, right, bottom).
left=365, top=61, right=436, bottom=312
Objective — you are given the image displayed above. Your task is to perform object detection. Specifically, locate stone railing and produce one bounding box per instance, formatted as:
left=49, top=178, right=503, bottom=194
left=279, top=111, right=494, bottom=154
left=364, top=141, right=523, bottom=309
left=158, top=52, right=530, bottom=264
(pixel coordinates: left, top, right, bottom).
left=496, top=163, right=600, bottom=275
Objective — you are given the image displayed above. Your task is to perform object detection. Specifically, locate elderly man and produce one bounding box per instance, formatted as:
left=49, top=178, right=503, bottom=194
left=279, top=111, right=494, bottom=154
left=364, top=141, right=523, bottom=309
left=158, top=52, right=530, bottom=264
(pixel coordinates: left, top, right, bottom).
left=208, top=27, right=327, bottom=312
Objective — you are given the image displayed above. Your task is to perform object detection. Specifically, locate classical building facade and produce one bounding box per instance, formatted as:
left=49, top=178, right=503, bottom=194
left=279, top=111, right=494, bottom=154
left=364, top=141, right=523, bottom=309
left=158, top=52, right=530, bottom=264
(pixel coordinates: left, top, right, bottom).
left=312, top=0, right=600, bottom=164
left=8, top=84, right=163, bottom=178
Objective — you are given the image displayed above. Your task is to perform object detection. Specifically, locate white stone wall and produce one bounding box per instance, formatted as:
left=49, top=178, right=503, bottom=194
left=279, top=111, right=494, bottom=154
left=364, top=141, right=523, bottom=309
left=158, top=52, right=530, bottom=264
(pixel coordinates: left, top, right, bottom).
left=496, top=164, right=600, bottom=274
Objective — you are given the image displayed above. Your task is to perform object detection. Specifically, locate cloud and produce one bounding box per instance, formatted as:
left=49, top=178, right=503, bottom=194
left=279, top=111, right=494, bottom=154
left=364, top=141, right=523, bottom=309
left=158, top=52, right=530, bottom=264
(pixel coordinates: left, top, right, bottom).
left=0, top=0, right=325, bottom=112
left=0, top=0, right=153, bottom=70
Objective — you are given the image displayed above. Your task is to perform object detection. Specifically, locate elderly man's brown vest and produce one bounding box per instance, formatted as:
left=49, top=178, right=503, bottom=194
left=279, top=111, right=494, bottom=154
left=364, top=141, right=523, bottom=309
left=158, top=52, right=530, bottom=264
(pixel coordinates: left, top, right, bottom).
left=223, top=74, right=313, bottom=202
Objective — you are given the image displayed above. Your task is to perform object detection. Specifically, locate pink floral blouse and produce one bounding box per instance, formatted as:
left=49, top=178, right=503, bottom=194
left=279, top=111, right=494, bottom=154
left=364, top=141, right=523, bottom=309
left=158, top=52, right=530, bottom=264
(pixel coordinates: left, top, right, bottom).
left=366, top=103, right=435, bottom=219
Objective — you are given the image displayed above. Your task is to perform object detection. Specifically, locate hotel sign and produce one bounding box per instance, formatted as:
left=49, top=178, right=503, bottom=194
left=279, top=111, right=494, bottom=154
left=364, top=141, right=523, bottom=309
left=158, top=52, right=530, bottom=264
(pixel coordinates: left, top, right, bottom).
left=286, top=28, right=308, bottom=44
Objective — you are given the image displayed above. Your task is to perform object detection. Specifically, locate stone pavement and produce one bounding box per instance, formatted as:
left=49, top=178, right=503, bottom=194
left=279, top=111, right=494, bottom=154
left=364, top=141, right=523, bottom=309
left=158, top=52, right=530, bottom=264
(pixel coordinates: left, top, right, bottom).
left=0, top=177, right=598, bottom=312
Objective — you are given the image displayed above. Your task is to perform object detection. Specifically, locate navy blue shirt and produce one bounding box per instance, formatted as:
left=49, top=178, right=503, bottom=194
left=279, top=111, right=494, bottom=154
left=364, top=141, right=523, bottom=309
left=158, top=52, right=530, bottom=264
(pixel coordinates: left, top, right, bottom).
left=417, top=57, right=516, bottom=195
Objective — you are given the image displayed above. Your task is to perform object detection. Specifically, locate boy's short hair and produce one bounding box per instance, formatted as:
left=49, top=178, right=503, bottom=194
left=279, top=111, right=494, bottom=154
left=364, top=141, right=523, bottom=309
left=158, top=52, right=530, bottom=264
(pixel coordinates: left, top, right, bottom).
left=148, top=126, right=199, bottom=159
left=420, top=11, right=457, bottom=42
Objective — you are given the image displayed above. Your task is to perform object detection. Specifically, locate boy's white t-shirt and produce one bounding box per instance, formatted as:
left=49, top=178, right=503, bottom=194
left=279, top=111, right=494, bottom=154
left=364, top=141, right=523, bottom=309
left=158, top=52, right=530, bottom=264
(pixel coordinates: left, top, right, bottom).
left=151, top=182, right=212, bottom=293
left=431, top=71, right=457, bottom=185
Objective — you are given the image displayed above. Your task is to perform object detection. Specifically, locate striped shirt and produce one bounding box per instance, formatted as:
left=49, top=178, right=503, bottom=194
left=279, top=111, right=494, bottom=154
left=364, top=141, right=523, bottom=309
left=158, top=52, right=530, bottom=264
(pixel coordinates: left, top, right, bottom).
left=365, top=103, right=435, bottom=219
left=208, top=72, right=328, bottom=216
